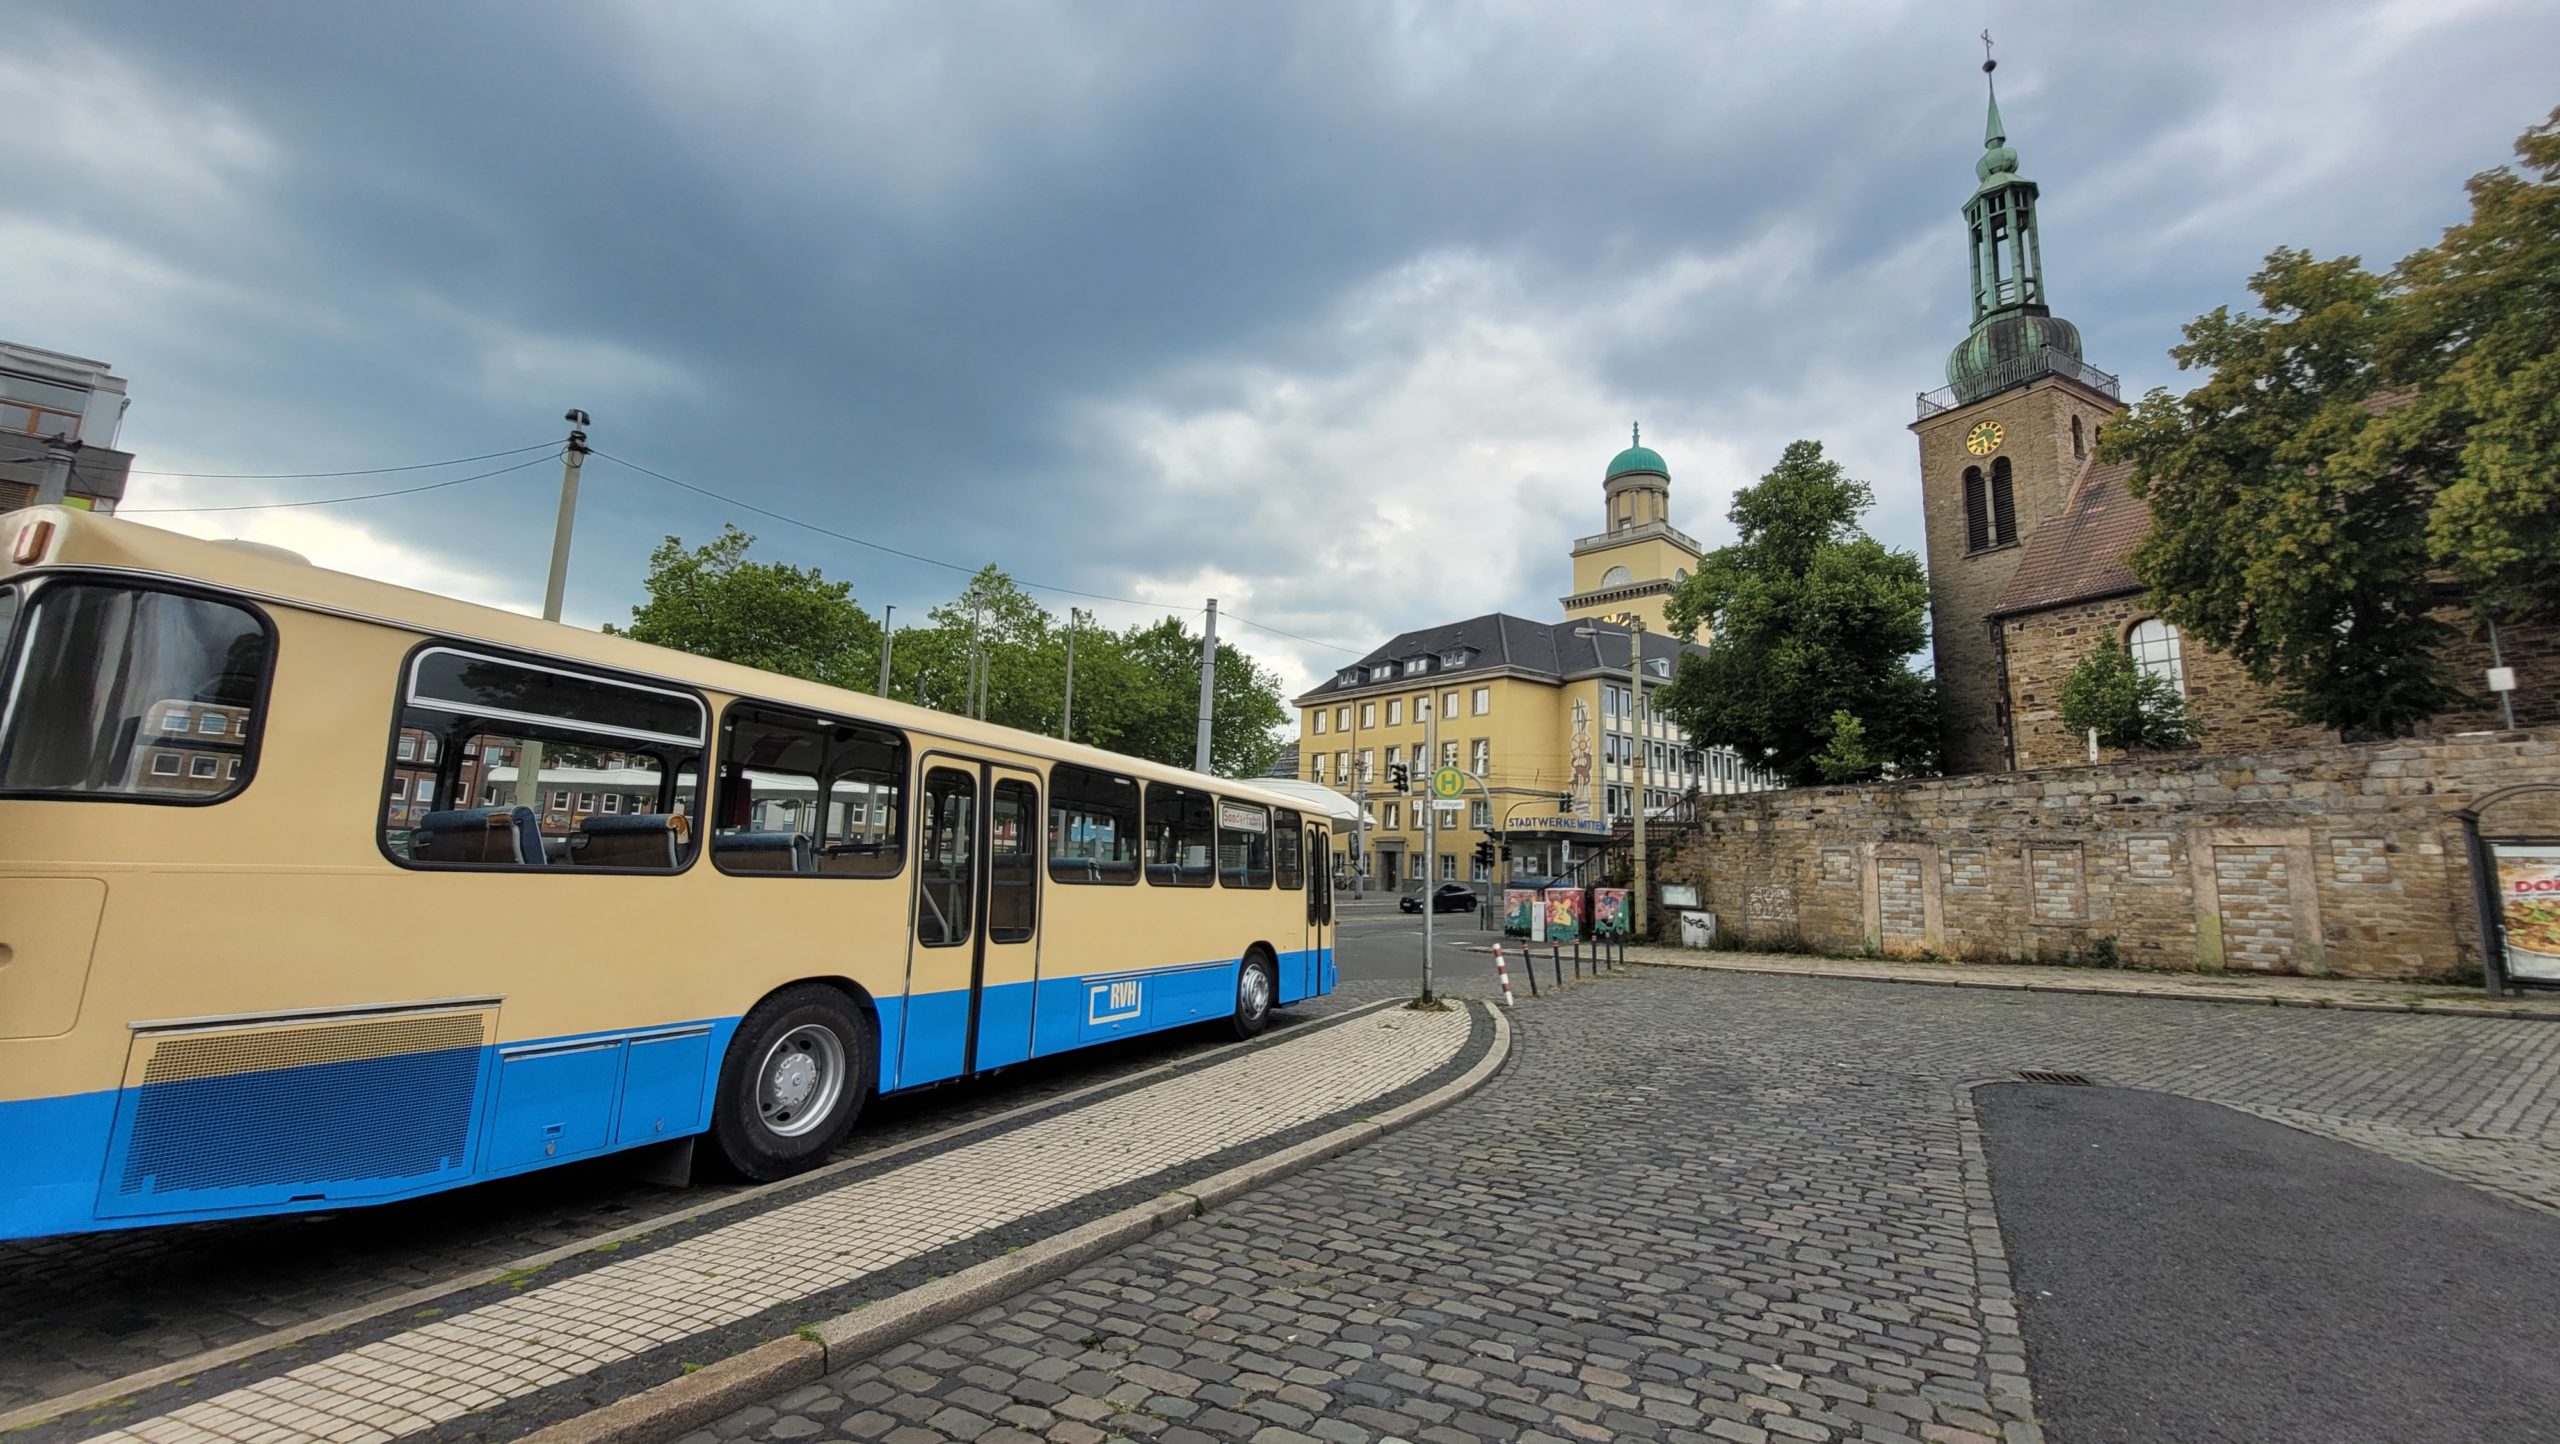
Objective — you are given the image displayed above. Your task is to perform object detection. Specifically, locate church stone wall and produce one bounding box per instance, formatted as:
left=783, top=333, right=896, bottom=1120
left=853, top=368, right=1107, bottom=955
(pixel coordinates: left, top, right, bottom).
left=1654, top=727, right=2560, bottom=980
left=2002, top=596, right=2560, bottom=771
left=1913, top=376, right=2121, bottom=775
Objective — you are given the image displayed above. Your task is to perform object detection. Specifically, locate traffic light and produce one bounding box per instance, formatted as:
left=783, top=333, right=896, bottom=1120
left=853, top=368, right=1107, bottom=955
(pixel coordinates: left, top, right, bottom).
left=1556, top=792, right=1573, bottom=813
left=1387, top=763, right=1409, bottom=792
left=1473, top=840, right=1494, bottom=871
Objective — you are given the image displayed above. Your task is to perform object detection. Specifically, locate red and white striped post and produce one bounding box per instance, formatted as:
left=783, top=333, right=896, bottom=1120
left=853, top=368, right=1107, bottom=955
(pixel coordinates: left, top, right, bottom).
left=1492, top=942, right=1516, bottom=1007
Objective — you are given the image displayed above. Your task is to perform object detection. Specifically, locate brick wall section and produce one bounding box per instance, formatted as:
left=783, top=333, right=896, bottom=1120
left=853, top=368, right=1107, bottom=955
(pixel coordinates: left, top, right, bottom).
left=1652, top=727, right=2560, bottom=980
left=2003, top=596, right=2560, bottom=772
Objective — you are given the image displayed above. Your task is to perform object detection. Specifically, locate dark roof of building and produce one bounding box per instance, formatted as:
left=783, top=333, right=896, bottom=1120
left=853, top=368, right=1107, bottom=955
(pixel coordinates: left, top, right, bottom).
left=1987, top=457, right=2152, bottom=618
left=1261, top=742, right=1300, bottom=780
left=1293, top=611, right=1705, bottom=703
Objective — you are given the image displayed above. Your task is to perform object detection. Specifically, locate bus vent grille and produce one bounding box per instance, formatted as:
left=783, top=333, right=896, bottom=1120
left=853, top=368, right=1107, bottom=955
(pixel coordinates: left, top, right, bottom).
left=118, top=1014, right=484, bottom=1200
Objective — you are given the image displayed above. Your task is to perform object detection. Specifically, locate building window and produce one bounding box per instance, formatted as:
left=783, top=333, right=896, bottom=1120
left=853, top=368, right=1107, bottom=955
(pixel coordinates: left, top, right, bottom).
left=1471, top=687, right=1490, bottom=715
left=1312, top=753, right=1328, bottom=784
left=1470, top=738, right=1489, bottom=774
left=1311, top=709, right=1326, bottom=735
left=1361, top=701, right=1376, bottom=728
left=600, top=792, right=619, bottom=813
left=416, top=779, right=434, bottom=804
left=228, top=758, right=242, bottom=780
left=1441, top=741, right=1459, bottom=769
left=1413, top=693, right=1428, bottom=720
left=2072, top=415, right=2086, bottom=459
left=1383, top=801, right=1400, bottom=830
left=197, top=712, right=226, bottom=735
left=1336, top=706, right=1350, bottom=731
left=397, top=736, right=417, bottom=761
left=1963, top=466, right=1991, bottom=552
left=1440, top=853, right=1458, bottom=881
left=1470, top=799, right=1490, bottom=828
left=1385, top=744, right=1401, bottom=773
left=2128, top=618, right=2186, bottom=695
left=390, top=775, right=408, bottom=799
left=1990, top=456, right=2018, bottom=546
left=1442, top=690, right=1458, bottom=719
left=151, top=753, right=181, bottom=776
left=160, top=712, right=189, bottom=733
left=1386, top=699, right=1402, bottom=726
left=1601, top=564, right=1634, bottom=586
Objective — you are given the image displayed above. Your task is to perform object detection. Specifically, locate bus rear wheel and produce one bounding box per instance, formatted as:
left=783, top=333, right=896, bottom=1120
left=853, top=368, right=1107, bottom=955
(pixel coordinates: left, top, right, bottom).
left=1230, top=952, right=1276, bottom=1040
left=711, top=984, right=872, bottom=1181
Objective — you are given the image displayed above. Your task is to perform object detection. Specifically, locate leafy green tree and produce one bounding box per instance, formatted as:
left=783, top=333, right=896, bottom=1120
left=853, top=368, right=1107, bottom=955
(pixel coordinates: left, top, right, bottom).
left=2105, top=248, right=2456, bottom=739
left=2056, top=638, right=2197, bottom=752
left=1659, top=440, right=1939, bottom=786
left=2396, top=107, right=2560, bottom=619
left=1090, top=616, right=1289, bottom=778
left=605, top=525, right=878, bottom=688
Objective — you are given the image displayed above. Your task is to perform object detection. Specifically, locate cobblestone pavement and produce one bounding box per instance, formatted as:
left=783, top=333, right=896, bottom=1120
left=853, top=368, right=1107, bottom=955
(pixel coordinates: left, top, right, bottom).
left=0, top=1000, right=1387, bottom=1417
left=55, top=1006, right=1477, bottom=1444
left=702, top=967, right=2560, bottom=1444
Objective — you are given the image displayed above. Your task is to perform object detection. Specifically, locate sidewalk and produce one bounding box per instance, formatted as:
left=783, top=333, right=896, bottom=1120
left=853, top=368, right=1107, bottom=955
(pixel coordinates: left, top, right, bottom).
left=27, top=1003, right=1492, bottom=1444
left=1623, top=945, right=2560, bottom=1019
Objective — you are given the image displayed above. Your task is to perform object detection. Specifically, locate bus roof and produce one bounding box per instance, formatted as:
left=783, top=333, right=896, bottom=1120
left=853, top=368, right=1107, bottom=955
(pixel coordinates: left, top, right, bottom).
left=5, top=507, right=1309, bottom=811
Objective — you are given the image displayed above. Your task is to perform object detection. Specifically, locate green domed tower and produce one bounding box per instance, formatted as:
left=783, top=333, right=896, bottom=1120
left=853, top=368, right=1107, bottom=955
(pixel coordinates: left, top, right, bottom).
left=1944, top=54, right=2085, bottom=404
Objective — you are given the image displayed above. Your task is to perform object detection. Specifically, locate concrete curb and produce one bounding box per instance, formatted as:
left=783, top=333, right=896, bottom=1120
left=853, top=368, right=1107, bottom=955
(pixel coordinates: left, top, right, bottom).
left=1628, top=953, right=2560, bottom=1022
left=516, top=1002, right=1513, bottom=1444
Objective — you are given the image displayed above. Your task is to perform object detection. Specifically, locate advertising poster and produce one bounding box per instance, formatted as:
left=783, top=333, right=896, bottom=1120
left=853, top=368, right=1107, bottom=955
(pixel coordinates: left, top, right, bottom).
left=1504, top=888, right=1541, bottom=939
left=1543, top=887, right=1585, bottom=943
left=1593, top=889, right=1631, bottom=938
left=2492, top=844, right=2560, bottom=983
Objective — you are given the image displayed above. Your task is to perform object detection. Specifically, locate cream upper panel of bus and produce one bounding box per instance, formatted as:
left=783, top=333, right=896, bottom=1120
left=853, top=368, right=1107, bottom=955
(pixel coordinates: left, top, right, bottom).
left=9, top=508, right=1307, bottom=814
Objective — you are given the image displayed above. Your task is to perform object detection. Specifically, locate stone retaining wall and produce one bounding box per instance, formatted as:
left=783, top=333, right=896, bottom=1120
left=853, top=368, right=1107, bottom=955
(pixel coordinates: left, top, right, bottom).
left=1654, top=729, right=2560, bottom=979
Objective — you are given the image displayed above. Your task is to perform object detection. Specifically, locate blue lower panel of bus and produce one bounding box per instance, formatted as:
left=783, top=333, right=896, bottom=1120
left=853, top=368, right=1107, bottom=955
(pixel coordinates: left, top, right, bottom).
left=0, top=946, right=1333, bottom=1241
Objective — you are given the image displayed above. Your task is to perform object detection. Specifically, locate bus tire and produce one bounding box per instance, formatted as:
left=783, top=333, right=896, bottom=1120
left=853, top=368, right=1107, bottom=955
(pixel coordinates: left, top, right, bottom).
left=710, top=984, right=873, bottom=1182
left=1229, top=951, right=1277, bottom=1040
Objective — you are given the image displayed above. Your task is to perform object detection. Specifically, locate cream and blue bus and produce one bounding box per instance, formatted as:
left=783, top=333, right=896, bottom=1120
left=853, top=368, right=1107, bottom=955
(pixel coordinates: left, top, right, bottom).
left=0, top=507, right=1336, bottom=1240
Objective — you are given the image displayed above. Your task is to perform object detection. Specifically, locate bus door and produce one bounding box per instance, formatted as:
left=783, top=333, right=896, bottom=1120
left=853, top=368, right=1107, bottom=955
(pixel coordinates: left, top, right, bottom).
left=1306, top=823, right=1334, bottom=992
left=900, top=756, right=1041, bottom=1087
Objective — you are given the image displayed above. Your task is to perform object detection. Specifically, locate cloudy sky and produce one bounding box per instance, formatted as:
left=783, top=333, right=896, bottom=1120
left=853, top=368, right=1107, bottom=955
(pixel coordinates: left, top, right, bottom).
left=11, top=0, right=2556, bottom=698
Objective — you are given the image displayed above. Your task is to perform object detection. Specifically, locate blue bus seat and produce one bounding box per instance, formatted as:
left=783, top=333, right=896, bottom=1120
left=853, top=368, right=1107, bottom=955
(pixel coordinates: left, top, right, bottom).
left=413, top=807, right=542, bottom=865
left=569, top=814, right=680, bottom=869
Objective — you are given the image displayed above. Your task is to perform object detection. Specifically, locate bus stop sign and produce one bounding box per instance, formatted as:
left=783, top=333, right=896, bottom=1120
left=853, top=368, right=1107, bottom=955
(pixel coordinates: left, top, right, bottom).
left=1431, top=767, right=1466, bottom=799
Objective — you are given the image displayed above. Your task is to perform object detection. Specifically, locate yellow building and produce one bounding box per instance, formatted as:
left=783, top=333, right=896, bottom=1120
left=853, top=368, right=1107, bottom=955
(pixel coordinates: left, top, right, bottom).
left=1291, top=434, right=1773, bottom=891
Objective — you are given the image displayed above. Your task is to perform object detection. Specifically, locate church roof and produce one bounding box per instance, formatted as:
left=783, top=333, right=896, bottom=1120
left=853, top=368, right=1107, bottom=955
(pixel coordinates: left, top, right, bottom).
left=1606, top=445, right=1668, bottom=481
left=1986, top=456, right=2151, bottom=618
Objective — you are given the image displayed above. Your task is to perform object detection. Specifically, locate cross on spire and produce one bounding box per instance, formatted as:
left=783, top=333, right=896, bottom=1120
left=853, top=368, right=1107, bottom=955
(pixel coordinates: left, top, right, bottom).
left=1980, top=28, right=1995, bottom=72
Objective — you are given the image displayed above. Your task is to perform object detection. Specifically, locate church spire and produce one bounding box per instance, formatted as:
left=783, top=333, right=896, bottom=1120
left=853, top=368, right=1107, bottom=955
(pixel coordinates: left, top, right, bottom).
left=1943, top=36, right=2090, bottom=404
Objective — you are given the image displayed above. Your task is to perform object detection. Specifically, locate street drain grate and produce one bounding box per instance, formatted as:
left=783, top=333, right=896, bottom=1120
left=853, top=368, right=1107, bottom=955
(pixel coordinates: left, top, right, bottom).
left=2018, top=1070, right=2094, bottom=1086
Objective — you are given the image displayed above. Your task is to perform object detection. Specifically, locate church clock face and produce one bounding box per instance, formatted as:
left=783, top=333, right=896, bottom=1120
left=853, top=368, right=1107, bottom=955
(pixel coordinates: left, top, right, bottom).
left=1964, top=420, right=2004, bottom=457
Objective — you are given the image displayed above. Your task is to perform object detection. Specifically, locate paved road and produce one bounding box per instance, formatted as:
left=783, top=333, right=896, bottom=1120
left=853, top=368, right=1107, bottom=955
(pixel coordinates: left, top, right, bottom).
left=1978, top=1083, right=2560, bottom=1444
left=706, top=968, right=2560, bottom=1444
left=1332, top=897, right=1502, bottom=991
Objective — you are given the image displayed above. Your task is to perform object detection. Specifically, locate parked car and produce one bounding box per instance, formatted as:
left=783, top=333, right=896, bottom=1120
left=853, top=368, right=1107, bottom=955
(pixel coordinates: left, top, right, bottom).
left=1399, top=882, right=1480, bottom=914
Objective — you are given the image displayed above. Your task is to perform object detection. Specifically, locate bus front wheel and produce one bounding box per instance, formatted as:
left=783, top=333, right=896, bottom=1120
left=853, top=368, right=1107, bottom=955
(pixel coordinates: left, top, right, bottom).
left=711, top=984, right=873, bottom=1181
left=1230, top=952, right=1276, bottom=1040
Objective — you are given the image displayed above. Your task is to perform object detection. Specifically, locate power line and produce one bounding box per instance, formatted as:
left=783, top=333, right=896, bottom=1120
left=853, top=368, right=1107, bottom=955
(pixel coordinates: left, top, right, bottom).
left=588, top=448, right=1363, bottom=654
left=126, top=440, right=560, bottom=479
left=120, top=451, right=562, bottom=514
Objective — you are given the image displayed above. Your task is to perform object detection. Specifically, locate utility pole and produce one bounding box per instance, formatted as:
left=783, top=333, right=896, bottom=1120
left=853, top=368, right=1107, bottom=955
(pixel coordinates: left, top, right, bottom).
left=968, top=594, right=986, bottom=720
left=1422, top=685, right=1438, bottom=1003
left=1061, top=608, right=1078, bottom=741
left=1628, top=616, right=1649, bottom=940
left=1194, top=598, right=1218, bottom=774
left=515, top=410, right=589, bottom=832
left=876, top=605, right=895, bottom=697
left=1349, top=682, right=1366, bottom=899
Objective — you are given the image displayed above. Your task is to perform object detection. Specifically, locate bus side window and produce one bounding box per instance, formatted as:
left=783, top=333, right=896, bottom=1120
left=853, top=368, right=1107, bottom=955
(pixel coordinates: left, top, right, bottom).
left=1273, top=808, right=1303, bottom=890
left=1143, top=781, right=1214, bottom=887
left=383, top=646, right=706, bottom=872
left=1048, top=762, right=1140, bottom=885
left=711, top=703, right=906, bottom=879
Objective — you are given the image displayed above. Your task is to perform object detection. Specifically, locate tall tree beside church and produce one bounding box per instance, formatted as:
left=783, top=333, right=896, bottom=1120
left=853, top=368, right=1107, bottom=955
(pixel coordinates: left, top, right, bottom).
left=1658, top=441, right=1938, bottom=786
left=2105, top=249, right=2457, bottom=739
left=605, top=525, right=879, bottom=689
left=2400, top=107, right=2560, bottom=619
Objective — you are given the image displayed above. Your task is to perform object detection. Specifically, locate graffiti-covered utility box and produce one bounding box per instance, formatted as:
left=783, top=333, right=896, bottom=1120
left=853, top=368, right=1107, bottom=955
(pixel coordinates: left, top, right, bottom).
left=1591, top=888, right=1631, bottom=938
left=1504, top=888, right=1543, bottom=940
left=1541, top=887, right=1586, bottom=943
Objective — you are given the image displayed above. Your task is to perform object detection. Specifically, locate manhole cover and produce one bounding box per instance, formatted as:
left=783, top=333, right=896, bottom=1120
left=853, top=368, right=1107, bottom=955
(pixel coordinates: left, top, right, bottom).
left=2018, top=1069, right=2094, bottom=1086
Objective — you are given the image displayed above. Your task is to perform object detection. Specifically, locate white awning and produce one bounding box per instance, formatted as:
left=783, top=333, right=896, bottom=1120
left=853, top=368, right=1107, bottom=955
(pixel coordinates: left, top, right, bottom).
left=1252, top=778, right=1363, bottom=825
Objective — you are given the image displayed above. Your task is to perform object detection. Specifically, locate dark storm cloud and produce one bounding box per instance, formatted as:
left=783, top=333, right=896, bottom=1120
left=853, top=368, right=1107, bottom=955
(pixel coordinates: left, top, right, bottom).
left=10, top=0, right=2556, bottom=692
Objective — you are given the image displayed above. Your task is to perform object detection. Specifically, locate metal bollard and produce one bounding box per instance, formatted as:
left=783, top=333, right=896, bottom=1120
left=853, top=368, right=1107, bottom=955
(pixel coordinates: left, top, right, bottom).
left=1523, top=941, right=1540, bottom=997
left=1572, top=941, right=1583, bottom=979
left=1492, top=942, right=1516, bottom=1007
left=1552, top=944, right=1565, bottom=991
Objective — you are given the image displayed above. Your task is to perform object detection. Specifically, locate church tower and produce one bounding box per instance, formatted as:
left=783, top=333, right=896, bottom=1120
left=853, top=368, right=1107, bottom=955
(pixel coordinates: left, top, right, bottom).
left=1562, top=425, right=1704, bottom=639
left=1910, top=43, right=2122, bottom=774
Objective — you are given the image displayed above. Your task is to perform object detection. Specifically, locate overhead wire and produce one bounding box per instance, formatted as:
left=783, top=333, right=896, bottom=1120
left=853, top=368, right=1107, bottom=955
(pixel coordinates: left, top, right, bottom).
left=119, top=450, right=563, bottom=514
left=125, top=440, right=560, bottom=479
